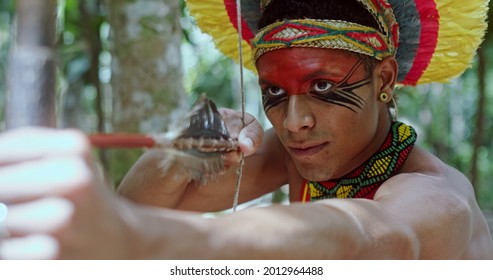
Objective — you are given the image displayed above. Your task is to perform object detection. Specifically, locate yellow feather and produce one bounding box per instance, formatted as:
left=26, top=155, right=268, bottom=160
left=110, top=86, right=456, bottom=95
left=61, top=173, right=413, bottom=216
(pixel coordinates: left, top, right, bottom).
left=186, top=0, right=490, bottom=85
left=187, top=0, right=256, bottom=71
left=420, top=0, right=489, bottom=84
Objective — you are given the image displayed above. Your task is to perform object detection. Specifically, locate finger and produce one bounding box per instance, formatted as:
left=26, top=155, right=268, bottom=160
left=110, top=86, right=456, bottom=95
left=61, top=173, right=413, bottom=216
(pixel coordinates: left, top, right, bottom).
left=223, top=151, right=242, bottom=168
left=5, top=198, right=74, bottom=236
left=0, top=127, right=91, bottom=165
left=0, top=235, right=58, bottom=260
left=0, top=157, right=92, bottom=203
left=218, top=108, right=244, bottom=138
left=238, top=113, right=263, bottom=156
left=218, top=109, right=264, bottom=155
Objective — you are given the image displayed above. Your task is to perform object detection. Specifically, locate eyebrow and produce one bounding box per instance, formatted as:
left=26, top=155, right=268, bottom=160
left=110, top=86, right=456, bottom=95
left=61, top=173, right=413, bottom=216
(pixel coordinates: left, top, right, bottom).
left=258, top=78, right=269, bottom=84
left=258, top=78, right=278, bottom=87
left=301, top=70, right=345, bottom=83
left=259, top=69, right=344, bottom=86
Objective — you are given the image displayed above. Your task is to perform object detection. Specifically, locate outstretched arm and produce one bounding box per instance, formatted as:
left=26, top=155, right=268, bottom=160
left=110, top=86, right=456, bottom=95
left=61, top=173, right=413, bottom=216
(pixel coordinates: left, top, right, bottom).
left=1, top=128, right=489, bottom=259
left=117, top=150, right=489, bottom=259
left=127, top=171, right=482, bottom=259
left=0, top=128, right=391, bottom=259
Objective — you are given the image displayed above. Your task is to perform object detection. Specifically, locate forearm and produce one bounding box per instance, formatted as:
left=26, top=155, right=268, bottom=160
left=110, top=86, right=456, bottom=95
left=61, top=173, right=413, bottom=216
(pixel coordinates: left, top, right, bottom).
left=205, top=203, right=365, bottom=259
left=124, top=202, right=211, bottom=259
left=126, top=201, right=366, bottom=259
left=117, top=149, right=192, bottom=208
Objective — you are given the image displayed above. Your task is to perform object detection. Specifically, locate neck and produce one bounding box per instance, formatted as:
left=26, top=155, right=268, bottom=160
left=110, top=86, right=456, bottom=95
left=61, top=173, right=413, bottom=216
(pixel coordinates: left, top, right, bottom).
left=303, top=121, right=417, bottom=201
left=368, top=113, right=392, bottom=162
left=340, top=114, right=391, bottom=179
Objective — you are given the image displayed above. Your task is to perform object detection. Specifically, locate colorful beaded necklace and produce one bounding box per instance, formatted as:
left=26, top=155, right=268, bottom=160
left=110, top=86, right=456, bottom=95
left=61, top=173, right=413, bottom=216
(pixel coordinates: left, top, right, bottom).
left=301, top=121, right=417, bottom=202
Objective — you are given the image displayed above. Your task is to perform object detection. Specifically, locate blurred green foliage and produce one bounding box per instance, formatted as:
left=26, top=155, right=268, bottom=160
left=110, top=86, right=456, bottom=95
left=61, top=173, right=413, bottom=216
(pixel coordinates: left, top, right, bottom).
left=0, top=0, right=14, bottom=129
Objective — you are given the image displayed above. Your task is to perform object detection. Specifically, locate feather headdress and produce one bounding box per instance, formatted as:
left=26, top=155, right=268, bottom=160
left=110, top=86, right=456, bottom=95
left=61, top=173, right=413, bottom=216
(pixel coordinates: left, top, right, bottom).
left=187, top=0, right=489, bottom=86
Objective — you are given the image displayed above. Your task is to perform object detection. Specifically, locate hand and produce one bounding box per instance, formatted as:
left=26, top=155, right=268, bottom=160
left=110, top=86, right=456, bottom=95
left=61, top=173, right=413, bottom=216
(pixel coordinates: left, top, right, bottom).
left=218, top=108, right=263, bottom=167
left=0, top=128, right=135, bottom=259
left=117, top=109, right=264, bottom=210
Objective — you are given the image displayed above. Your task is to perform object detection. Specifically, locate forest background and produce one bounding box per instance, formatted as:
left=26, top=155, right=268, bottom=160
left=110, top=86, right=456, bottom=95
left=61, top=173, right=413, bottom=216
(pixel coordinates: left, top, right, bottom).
left=1, top=0, right=493, bottom=216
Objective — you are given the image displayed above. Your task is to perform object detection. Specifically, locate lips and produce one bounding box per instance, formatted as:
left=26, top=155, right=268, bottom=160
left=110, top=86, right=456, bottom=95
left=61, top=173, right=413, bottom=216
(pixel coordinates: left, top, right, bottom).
left=288, top=142, right=328, bottom=158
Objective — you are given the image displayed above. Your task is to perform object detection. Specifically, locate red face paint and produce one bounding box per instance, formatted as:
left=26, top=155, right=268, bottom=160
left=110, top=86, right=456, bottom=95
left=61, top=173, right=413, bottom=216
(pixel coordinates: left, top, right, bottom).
left=256, top=48, right=385, bottom=182
left=257, top=48, right=372, bottom=113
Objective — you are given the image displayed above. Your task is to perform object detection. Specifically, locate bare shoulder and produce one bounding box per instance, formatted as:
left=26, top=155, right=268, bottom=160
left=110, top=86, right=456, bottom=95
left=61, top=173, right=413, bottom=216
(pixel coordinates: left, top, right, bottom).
left=380, top=147, right=474, bottom=199
left=374, top=147, right=493, bottom=259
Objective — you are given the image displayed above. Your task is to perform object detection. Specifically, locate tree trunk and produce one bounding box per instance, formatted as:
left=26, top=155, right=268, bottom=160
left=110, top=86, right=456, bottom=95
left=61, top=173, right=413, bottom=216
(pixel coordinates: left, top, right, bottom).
left=6, top=0, right=57, bottom=129
left=471, top=46, right=487, bottom=196
left=106, top=0, right=187, bottom=185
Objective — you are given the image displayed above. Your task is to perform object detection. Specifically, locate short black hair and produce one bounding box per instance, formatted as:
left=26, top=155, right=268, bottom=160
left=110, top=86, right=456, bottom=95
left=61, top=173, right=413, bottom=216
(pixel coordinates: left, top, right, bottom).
left=258, top=0, right=380, bottom=30
left=258, top=0, right=380, bottom=75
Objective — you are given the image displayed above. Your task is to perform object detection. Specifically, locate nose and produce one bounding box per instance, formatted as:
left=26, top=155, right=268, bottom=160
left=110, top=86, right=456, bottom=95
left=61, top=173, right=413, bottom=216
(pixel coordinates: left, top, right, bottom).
left=283, top=95, right=315, bottom=133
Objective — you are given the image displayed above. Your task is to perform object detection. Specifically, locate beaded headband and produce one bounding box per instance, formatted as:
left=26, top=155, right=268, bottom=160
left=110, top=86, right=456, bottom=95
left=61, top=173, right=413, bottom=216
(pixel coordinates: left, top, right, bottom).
left=252, top=19, right=394, bottom=63
left=187, top=0, right=488, bottom=86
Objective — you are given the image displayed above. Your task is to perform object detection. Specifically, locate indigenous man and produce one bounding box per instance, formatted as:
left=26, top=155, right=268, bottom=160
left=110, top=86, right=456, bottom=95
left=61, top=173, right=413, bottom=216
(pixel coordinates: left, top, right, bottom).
left=0, top=0, right=492, bottom=259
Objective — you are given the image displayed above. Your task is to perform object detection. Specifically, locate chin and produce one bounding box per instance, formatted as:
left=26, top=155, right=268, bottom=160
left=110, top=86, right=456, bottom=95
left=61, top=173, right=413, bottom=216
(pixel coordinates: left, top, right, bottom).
left=296, top=163, right=337, bottom=182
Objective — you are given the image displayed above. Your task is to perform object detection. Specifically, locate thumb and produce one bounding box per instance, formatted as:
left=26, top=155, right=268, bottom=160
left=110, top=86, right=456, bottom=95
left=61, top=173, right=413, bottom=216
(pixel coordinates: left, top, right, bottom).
left=237, top=115, right=263, bottom=156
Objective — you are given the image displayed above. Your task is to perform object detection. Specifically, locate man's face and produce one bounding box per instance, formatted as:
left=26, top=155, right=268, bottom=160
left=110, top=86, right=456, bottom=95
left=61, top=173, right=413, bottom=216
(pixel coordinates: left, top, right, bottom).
left=257, top=48, right=386, bottom=181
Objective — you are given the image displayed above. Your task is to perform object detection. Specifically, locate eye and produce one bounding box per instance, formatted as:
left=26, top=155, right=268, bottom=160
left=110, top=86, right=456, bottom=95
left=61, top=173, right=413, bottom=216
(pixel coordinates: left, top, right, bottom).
left=263, top=87, right=286, bottom=97
left=312, top=81, right=333, bottom=93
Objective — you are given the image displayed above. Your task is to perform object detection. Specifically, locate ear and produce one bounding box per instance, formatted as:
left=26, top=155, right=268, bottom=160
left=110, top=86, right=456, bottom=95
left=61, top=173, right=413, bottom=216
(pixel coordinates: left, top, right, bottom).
left=374, top=56, right=398, bottom=95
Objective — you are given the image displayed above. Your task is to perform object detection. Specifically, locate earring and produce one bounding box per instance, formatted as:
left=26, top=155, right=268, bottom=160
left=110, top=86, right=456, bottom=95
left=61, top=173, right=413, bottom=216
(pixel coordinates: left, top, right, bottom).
left=379, top=92, right=390, bottom=103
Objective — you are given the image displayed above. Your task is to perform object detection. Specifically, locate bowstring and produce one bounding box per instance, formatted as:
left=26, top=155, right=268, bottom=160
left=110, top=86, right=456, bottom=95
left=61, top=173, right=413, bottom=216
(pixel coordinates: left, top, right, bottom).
left=232, top=0, right=246, bottom=212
